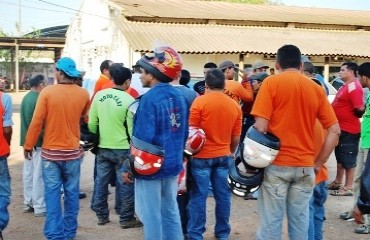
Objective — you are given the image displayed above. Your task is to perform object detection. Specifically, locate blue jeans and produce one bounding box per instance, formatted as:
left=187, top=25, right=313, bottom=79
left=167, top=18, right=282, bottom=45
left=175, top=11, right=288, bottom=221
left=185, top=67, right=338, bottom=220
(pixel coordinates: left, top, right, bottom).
left=308, top=182, right=327, bottom=240
left=42, top=158, right=81, bottom=240
left=92, top=149, right=135, bottom=224
left=257, top=165, right=315, bottom=240
left=0, top=157, right=11, bottom=231
left=135, top=176, right=182, bottom=240
left=187, top=156, right=232, bottom=240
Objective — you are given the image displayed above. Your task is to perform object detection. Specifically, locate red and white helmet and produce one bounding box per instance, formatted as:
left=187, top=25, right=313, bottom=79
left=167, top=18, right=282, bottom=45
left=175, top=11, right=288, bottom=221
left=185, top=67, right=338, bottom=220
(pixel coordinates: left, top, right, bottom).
left=184, top=127, right=206, bottom=155
left=138, top=45, right=182, bottom=83
left=130, top=136, right=165, bottom=176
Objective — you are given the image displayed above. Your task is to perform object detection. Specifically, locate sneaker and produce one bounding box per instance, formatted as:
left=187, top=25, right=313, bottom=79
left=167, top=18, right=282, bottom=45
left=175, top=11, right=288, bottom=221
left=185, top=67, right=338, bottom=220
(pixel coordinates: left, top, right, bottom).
left=98, top=217, right=110, bottom=225
left=355, top=225, right=370, bottom=234
left=120, top=218, right=143, bottom=229
left=23, top=204, right=34, bottom=213
left=34, top=212, right=46, bottom=217
left=339, top=211, right=354, bottom=221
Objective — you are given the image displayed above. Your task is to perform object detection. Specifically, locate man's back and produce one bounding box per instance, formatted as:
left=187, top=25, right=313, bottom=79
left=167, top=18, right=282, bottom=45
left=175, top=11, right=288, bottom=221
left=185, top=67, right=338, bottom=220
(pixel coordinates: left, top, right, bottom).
left=20, top=91, right=42, bottom=147
left=224, top=80, right=253, bottom=103
left=190, top=91, right=242, bottom=158
left=25, top=84, right=89, bottom=150
left=252, top=71, right=337, bottom=166
left=88, top=88, right=134, bottom=149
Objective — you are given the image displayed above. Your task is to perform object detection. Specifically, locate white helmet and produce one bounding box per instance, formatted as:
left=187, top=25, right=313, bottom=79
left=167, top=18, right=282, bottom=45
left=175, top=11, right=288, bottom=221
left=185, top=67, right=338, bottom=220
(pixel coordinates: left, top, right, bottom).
left=242, top=126, right=280, bottom=168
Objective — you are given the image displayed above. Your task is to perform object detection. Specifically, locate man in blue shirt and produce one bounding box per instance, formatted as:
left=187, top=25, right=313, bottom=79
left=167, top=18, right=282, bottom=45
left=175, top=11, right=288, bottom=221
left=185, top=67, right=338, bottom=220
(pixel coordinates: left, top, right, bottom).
left=123, top=46, right=188, bottom=240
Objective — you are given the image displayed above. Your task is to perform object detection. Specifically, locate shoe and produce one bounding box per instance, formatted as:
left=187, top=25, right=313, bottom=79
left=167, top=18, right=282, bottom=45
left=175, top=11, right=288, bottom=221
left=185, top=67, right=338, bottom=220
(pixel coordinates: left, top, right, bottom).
left=330, top=186, right=353, bottom=196
left=339, top=211, right=354, bottom=221
left=23, top=204, right=34, bottom=213
left=97, top=217, right=110, bottom=225
left=327, top=181, right=342, bottom=190
left=34, top=212, right=46, bottom=217
left=79, top=192, right=87, bottom=199
left=355, top=224, right=370, bottom=234
left=120, top=218, right=143, bottom=229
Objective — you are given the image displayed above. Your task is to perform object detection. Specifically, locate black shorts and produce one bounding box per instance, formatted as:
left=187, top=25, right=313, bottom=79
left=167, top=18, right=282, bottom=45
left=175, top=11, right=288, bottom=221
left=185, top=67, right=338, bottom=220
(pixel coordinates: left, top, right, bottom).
left=334, top=131, right=360, bottom=169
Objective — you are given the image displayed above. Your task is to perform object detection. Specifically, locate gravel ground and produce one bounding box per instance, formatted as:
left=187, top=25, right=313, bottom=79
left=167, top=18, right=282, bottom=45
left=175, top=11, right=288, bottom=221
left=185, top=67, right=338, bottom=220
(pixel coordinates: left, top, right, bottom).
left=2, top=91, right=368, bottom=240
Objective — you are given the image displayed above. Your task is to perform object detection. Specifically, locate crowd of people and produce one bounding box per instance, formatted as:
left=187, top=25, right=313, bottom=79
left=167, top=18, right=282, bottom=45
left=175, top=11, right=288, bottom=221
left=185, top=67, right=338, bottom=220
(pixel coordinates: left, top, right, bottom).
left=1, top=44, right=370, bottom=240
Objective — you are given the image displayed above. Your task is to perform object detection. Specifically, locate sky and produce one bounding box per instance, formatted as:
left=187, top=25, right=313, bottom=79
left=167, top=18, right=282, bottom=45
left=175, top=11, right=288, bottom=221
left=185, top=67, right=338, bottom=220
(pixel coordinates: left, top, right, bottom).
left=1, top=0, right=370, bottom=36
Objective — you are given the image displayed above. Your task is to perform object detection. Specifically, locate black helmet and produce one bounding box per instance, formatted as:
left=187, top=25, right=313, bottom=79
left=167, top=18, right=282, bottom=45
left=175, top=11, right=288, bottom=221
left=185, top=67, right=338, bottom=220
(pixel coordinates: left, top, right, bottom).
left=241, top=126, right=280, bottom=169
left=228, top=156, right=264, bottom=197
left=80, top=123, right=98, bottom=151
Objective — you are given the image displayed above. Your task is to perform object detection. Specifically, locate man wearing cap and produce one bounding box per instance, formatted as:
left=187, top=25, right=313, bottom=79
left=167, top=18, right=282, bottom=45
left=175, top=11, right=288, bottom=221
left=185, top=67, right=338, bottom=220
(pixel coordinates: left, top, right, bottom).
left=218, top=60, right=253, bottom=104
left=24, top=57, right=90, bottom=240
left=252, top=61, right=270, bottom=74
left=241, top=72, right=269, bottom=144
left=122, top=46, right=188, bottom=240
left=0, top=76, right=13, bottom=240
left=131, top=60, right=149, bottom=96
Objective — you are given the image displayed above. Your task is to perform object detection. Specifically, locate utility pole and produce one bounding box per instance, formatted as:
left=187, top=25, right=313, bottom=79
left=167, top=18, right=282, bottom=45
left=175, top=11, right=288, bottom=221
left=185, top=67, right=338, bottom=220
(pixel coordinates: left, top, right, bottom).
left=18, top=0, right=22, bottom=36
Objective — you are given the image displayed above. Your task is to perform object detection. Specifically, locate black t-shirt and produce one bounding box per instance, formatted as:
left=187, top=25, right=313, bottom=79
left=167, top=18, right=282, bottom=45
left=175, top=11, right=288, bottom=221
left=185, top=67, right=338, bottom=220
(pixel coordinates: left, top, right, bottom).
left=193, top=80, right=206, bottom=95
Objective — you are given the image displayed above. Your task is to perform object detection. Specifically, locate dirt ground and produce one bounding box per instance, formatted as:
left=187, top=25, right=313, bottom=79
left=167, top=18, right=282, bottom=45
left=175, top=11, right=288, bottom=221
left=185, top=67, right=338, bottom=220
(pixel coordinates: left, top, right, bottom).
left=2, top=91, right=368, bottom=240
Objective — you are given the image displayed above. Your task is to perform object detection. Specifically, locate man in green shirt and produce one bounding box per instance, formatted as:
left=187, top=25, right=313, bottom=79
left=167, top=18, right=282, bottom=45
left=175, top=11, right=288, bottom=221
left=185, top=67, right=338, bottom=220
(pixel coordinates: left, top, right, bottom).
left=20, top=74, right=46, bottom=217
left=88, top=63, right=142, bottom=229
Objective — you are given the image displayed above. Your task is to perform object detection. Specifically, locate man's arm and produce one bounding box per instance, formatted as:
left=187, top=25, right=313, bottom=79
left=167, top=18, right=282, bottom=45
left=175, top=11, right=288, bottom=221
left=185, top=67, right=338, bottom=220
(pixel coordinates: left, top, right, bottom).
left=354, top=106, right=365, bottom=118
left=2, top=94, right=13, bottom=145
left=88, top=98, right=99, bottom=134
left=253, top=116, right=269, bottom=134
left=314, top=123, right=340, bottom=171
left=230, top=135, right=240, bottom=157
left=237, top=82, right=254, bottom=102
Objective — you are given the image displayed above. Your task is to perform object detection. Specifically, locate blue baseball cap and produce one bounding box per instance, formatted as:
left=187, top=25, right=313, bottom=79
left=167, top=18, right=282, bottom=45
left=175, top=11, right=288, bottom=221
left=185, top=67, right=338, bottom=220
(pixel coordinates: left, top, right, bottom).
left=56, top=57, right=81, bottom=78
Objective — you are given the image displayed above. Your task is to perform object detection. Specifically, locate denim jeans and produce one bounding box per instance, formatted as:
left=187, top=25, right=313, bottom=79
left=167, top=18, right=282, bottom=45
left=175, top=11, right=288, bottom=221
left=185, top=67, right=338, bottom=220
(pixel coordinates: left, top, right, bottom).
left=135, top=176, right=183, bottom=240
left=257, top=165, right=314, bottom=240
left=308, top=182, right=327, bottom=240
left=42, top=158, right=81, bottom=240
left=187, top=156, right=232, bottom=240
left=92, top=149, right=135, bottom=224
left=0, top=157, right=11, bottom=231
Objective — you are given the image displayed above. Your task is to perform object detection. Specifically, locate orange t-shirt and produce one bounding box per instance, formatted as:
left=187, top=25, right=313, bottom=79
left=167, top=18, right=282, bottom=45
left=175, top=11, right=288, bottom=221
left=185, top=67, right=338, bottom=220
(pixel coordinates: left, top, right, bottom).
left=313, top=120, right=328, bottom=184
left=189, top=91, right=242, bottom=158
left=223, top=80, right=254, bottom=103
left=93, top=74, right=111, bottom=96
left=101, top=81, right=139, bottom=99
left=251, top=71, right=338, bottom=167
left=24, top=84, right=90, bottom=150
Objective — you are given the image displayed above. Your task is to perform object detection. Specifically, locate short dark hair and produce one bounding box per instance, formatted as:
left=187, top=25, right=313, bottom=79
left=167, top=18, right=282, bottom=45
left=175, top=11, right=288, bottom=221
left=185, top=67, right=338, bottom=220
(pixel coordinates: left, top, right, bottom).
left=109, top=63, right=132, bottom=85
left=180, top=69, right=191, bottom=86
left=203, top=62, right=217, bottom=69
left=100, top=60, right=112, bottom=74
left=205, top=69, right=225, bottom=90
left=303, top=62, right=314, bottom=74
left=29, top=74, right=45, bottom=88
left=342, top=62, right=358, bottom=77
left=276, top=45, right=302, bottom=70
left=358, top=62, right=370, bottom=78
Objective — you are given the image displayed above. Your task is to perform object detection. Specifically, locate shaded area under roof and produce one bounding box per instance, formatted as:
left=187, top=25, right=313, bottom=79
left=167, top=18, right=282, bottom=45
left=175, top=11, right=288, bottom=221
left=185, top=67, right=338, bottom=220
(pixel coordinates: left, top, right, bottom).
left=117, top=18, right=370, bottom=57
left=109, top=0, right=370, bottom=27
left=25, top=25, right=68, bottom=38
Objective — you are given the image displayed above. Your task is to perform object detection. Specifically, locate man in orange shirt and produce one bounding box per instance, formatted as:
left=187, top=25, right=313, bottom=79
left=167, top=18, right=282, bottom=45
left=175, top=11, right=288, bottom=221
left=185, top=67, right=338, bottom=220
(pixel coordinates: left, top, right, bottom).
left=93, top=60, right=113, bottom=98
left=187, top=69, right=242, bottom=240
left=218, top=60, right=253, bottom=104
left=24, top=57, right=90, bottom=240
left=251, top=45, right=340, bottom=239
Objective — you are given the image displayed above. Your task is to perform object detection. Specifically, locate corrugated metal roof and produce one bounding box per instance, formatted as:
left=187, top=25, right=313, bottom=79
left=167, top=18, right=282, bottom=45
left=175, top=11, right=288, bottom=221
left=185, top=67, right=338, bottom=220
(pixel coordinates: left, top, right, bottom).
left=109, top=0, right=370, bottom=27
left=117, top=17, right=370, bottom=57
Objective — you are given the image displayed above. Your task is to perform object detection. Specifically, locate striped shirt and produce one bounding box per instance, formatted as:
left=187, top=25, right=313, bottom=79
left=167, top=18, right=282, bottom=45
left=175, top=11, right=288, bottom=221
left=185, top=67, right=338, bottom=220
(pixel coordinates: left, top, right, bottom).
left=41, top=148, right=84, bottom=161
